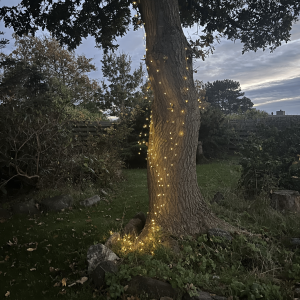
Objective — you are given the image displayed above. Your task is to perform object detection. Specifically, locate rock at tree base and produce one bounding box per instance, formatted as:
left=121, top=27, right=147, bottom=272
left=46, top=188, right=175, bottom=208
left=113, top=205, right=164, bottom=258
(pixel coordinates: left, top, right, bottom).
left=105, top=232, right=120, bottom=249
left=125, top=276, right=179, bottom=299
left=91, top=260, right=119, bottom=289
left=86, top=244, right=119, bottom=274
left=39, top=194, right=74, bottom=212
left=123, top=212, right=146, bottom=236
left=11, top=199, right=39, bottom=215
left=79, top=195, right=101, bottom=207
left=270, top=190, right=300, bottom=212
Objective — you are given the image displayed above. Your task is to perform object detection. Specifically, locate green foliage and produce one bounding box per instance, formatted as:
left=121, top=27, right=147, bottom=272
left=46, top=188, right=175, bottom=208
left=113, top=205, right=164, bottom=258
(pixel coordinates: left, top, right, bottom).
left=105, top=232, right=290, bottom=299
left=0, top=34, right=100, bottom=107
left=1, top=158, right=300, bottom=299
left=226, top=108, right=269, bottom=120
left=121, top=83, right=152, bottom=168
left=98, top=52, right=144, bottom=118
left=0, top=99, right=123, bottom=195
left=199, top=106, right=236, bottom=158
left=204, top=79, right=253, bottom=114
left=239, top=124, right=300, bottom=195
left=63, top=105, right=106, bottom=122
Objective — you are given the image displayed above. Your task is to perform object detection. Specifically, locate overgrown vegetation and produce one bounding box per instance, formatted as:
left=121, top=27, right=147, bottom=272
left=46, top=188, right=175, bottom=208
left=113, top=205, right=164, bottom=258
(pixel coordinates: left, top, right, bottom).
left=238, top=124, right=300, bottom=195
left=1, top=160, right=300, bottom=299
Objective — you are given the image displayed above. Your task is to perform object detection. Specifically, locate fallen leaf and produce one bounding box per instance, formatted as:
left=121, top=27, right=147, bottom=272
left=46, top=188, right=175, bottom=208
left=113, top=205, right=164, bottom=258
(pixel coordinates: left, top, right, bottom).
left=27, top=248, right=36, bottom=252
left=53, top=282, right=61, bottom=287
left=49, top=267, right=55, bottom=272
left=62, top=278, right=67, bottom=287
left=30, top=268, right=36, bottom=271
left=0, top=219, right=6, bottom=223
left=7, top=241, right=13, bottom=246
left=116, top=218, right=121, bottom=221
left=76, top=277, right=88, bottom=284
left=5, top=255, right=9, bottom=261
left=5, top=291, right=10, bottom=297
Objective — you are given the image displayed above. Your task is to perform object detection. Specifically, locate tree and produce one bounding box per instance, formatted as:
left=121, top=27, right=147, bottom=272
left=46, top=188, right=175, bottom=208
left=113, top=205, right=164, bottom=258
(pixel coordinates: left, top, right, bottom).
left=0, top=35, right=100, bottom=107
left=204, top=79, right=253, bottom=114
left=1, top=0, right=299, bottom=238
left=99, top=52, right=144, bottom=118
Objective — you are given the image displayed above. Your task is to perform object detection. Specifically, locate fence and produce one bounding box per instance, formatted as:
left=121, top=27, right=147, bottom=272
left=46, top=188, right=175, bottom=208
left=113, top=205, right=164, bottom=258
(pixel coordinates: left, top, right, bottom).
left=67, top=121, right=115, bottom=143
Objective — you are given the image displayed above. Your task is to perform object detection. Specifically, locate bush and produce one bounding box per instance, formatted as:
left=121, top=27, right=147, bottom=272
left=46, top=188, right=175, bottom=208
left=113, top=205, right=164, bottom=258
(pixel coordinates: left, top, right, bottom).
left=0, top=100, right=124, bottom=195
left=199, top=107, right=235, bottom=158
left=238, top=124, right=300, bottom=195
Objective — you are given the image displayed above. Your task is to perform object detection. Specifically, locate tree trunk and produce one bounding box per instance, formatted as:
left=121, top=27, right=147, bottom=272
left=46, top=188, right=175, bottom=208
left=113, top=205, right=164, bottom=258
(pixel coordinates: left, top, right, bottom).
left=138, top=0, right=230, bottom=238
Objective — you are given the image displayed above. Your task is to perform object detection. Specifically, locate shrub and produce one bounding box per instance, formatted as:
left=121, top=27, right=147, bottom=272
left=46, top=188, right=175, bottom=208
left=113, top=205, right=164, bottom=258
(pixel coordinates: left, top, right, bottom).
left=238, top=124, right=300, bottom=195
left=0, top=100, right=124, bottom=195
left=199, top=106, right=236, bottom=158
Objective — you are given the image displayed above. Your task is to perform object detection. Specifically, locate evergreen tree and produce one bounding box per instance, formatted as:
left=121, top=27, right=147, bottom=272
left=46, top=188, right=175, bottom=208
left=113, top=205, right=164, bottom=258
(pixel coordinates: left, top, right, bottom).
left=205, top=79, right=253, bottom=114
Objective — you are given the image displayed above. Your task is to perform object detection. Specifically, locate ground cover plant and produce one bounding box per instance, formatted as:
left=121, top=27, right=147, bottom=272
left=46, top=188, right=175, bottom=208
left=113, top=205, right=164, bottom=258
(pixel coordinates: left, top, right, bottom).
left=1, top=159, right=300, bottom=299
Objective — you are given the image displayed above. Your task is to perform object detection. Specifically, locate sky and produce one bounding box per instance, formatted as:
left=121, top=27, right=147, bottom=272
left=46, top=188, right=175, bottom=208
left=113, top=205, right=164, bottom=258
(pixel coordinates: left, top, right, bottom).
left=0, top=3, right=299, bottom=115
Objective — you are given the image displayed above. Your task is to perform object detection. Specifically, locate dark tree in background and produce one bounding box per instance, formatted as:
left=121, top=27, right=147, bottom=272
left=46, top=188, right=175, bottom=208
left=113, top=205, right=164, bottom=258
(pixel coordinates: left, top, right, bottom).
left=1, top=0, right=299, bottom=238
left=205, top=79, right=253, bottom=114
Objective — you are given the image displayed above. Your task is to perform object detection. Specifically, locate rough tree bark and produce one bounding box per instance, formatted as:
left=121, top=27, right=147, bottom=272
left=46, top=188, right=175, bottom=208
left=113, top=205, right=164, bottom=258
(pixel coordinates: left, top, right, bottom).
left=138, top=0, right=231, bottom=239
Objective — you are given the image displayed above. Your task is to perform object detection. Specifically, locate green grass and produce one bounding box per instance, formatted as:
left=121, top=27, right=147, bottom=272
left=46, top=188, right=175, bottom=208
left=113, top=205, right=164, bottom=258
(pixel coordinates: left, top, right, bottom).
left=1, top=159, right=300, bottom=299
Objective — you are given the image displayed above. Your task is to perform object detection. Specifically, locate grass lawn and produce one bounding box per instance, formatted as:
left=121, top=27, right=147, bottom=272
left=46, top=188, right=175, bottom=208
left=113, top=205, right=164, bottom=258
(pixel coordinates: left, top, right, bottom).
left=1, top=159, right=300, bottom=299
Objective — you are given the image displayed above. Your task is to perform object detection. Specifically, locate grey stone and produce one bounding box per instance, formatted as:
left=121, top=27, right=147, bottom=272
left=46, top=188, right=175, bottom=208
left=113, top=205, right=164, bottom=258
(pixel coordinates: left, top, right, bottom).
left=11, top=199, right=39, bottom=215
left=160, top=297, right=173, bottom=300
left=270, top=190, right=300, bottom=212
left=105, top=232, right=121, bottom=249
left=123, top=218, right=143, bottom=236
left=125, top=276, right=179, bottom=299
left=123, top=212, right=146, bottom=236
left=134, top=211, right=146, bottom=227
left=207, top=228, right=232, bottom=242
left=91, top=260, right=119, bottom=289
left=0, top=208, right=10, bottom=219
left=86, top=244, right=119, bottom=275
left=79, top=195, right=101, bottom=207
left=40, top=194, right=74, bottom=212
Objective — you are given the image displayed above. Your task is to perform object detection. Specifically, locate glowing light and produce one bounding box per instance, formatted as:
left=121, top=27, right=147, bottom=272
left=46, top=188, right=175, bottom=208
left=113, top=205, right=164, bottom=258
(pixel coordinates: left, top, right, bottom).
left=185, top=100, right=188, bottom=103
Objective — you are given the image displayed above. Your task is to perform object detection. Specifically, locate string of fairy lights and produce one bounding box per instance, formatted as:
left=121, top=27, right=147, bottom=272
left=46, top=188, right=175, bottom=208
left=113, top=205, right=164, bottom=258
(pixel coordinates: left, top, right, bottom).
left=117, top=1, right=206, bottom=253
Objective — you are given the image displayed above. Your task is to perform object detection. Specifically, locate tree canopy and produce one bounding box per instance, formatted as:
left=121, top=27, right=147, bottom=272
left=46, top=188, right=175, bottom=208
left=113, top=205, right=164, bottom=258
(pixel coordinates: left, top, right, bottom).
left=204, top=79, right=253, bottom=114
left=0, top=35, right=100, bottom=107
left=1, top=0, right=299, bottom=55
